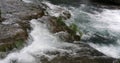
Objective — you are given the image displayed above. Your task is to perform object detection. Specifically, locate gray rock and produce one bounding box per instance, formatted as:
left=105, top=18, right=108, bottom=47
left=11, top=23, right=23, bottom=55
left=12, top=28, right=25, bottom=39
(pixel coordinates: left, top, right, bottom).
left=0, top=0, right=44, bottom=52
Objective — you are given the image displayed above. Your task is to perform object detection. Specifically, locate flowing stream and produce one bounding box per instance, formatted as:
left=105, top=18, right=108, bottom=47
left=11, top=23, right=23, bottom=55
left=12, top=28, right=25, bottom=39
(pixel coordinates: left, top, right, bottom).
left=70, top=6, right=120, bottom=58
left=1, top=0, right=120, bottom=63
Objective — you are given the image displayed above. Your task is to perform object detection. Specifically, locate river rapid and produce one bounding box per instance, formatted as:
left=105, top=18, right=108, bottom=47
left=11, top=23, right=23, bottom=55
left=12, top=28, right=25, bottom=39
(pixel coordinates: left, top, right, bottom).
left=1, top=0, right=120, bottom=63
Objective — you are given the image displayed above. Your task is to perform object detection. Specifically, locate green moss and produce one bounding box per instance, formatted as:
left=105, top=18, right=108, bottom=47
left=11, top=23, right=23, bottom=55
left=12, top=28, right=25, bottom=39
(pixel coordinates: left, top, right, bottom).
left=69, top=23, right=83, bottom=38
left=57, top=17, right=66, bottom=26
left=56, top=17, right=83, bottom=41
left=0, top=39, right=25, bottom=52
left=14, top=39, right=24, bottom=49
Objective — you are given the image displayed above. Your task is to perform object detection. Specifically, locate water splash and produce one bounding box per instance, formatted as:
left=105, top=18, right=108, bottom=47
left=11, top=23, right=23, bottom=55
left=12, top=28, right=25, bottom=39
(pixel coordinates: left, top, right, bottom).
left=70, top=7, right=120, bottom=58
left=0, top=19, right=79, bottom=63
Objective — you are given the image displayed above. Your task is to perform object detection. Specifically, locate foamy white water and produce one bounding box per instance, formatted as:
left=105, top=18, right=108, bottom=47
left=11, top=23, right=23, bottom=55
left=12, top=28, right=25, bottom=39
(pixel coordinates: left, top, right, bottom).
left=68, top=6, right=120, bottom=58
left=91, top=9, right=120, bottom=32
left=22, top=0, right=33, bottom=3
left=89, top=43, right=120, bottom=58
left=0, top=19, right=79, bottom=63
left=87, top=9, right=120, bottom=58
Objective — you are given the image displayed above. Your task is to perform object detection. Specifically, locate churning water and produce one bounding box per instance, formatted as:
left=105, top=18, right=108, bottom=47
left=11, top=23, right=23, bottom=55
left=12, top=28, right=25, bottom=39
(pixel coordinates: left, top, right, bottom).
left=70, top=6, right=120, bottom=58
left=1, top=0, right=120, bottom=63
left=0, top=19, right=80, bottom=63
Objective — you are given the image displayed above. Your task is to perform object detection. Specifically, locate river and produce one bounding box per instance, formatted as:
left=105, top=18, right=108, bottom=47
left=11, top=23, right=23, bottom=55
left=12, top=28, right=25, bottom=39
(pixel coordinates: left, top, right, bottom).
left=1, top=0, right=120, bottom=63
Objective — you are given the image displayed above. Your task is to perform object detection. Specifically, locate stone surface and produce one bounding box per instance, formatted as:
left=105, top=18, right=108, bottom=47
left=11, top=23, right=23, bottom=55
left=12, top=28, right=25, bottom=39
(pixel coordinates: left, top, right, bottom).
left=37, top=16, right=82, bottom=42
left=40, top=42, right=119, bottom=63
left=0, top=0, right=44, bottom=52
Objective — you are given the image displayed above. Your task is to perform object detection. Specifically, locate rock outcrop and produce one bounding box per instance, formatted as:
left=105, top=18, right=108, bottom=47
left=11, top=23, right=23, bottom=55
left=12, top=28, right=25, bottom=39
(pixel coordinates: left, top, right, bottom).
left=0, top=0, right=44, bottom=52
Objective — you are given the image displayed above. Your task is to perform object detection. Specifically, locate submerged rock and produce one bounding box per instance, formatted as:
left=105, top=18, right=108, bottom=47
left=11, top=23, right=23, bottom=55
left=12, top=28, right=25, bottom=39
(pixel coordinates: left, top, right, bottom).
left=82, top=33, right=117, bottom=44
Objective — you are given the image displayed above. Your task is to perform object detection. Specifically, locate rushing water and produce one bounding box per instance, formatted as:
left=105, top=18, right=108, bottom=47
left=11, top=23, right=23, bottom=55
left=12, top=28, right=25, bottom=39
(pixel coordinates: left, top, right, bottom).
left=1, top=0, right=120, bottom=63
left=70, top=6, right=120, bottom=58
left=46, top=0, right=120, bottom=58
left=0, top=19, right=80, bottom=63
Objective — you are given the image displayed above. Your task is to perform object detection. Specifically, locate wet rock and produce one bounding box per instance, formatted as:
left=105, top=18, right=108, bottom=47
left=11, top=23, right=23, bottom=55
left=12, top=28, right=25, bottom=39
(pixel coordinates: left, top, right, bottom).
left=38, top=16, right=82, bottom=42
left=37, top=9, right=120, bottom=63
left=1, top=0, right=120, bottom=63
left=82, top=33, right=117, bottom=44
left=0, top=0, right=45, bottom=52
left=14, top=10, right=44, bottom=20
left=41, top=2, right=71, bottom=19
left=0, top=24, right=27, bottom=52
left=41, top=56, right=118, bottom=63
left=40, top=42, right=120, bottom=63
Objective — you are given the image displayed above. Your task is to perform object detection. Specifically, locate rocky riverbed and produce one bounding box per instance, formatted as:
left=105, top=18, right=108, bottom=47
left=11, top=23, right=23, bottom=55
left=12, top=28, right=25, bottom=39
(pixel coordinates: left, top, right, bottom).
left=0, top=0, right=120, bottom=63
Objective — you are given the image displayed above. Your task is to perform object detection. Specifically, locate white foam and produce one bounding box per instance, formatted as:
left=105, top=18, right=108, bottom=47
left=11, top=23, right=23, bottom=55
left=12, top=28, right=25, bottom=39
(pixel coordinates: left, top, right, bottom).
left=0, top=19, right=78, bottom=63
left=22, top=0, right=33, bottom=3
left=91, top=9, right=120, bottom=32
left=70, top=7, right=120, bottom=58
left=42, top=2, right=69, bottom=17
left=89, top=43, right=120, bottom=58
left=88, top=9, right=120, bottom=58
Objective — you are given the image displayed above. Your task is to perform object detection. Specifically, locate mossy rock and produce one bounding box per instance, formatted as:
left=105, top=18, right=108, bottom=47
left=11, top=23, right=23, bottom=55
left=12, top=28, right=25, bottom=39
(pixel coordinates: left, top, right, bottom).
left=0, top=39, right=25, bottom=52
left=46, top=17, right=82, bottom=42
